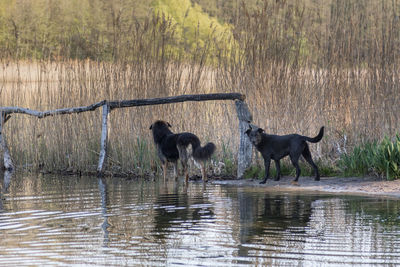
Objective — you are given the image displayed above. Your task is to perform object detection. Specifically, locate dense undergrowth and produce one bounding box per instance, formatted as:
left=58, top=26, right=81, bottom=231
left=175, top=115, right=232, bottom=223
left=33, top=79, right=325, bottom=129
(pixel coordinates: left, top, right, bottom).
left=338, top=135, right=400, bottom=180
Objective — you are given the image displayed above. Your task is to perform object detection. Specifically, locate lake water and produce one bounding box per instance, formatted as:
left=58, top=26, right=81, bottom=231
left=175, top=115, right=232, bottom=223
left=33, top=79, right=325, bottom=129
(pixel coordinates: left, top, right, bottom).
left=1, top=173, right=400, bottom=266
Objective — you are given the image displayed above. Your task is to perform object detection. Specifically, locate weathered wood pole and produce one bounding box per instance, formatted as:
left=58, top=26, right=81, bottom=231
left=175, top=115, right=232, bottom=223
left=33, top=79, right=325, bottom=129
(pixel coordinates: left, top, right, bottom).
left=2, top=170, right=12, bottom=193
left=97, top=103, right=110, bottom=176
left=0, top=113, right=4, bottom=170
left=235, top=100, right=253, bottom=179
left=0, top=112, right=14, bottom=172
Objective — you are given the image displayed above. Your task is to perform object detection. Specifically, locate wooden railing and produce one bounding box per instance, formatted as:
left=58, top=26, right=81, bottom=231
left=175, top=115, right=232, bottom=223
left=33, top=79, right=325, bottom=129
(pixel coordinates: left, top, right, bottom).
left=0, top=93, right=253, bottom=178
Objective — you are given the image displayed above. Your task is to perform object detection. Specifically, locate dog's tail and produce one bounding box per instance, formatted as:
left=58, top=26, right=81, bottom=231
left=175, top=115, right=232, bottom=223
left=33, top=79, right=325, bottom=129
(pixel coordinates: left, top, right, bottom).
left=177, top=133, right=216, bottom=161
left=304, top=126, right=324, bottom=143
left=193, top=142, right=216, bottom=161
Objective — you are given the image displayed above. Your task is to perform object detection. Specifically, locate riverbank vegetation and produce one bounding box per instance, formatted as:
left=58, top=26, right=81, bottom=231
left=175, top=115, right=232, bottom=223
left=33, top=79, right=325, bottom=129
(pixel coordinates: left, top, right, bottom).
left=1, top=0, right=400, bottom=179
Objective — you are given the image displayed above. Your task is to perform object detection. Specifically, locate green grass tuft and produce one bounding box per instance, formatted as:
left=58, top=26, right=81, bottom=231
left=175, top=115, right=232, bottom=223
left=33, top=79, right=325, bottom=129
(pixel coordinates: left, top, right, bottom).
left=338, top=135, right=400, bottom=180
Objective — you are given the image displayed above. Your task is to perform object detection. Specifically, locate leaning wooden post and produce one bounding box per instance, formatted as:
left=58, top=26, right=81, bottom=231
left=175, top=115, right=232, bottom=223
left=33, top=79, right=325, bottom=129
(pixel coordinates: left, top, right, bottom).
left=0, top=112, right=14, bottom=171
left=97, top=103, right=110, bottom=176
left=0, top=113, right=3, bottom=170
left=235, top=100, right=253, bottom=179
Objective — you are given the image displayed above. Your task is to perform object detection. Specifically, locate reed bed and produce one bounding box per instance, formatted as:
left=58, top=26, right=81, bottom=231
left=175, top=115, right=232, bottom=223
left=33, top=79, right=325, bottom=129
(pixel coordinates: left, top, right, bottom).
left=1, top=0, right=400, bottom=178
left=2, top=59, right=400, bottom=177
left=0, top=60, right=237, bottom=175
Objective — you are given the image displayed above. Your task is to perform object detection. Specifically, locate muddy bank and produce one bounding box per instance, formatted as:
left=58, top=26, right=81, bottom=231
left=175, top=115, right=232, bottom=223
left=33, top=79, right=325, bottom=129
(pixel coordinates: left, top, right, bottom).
left=212, top=176, right=400, bottom=198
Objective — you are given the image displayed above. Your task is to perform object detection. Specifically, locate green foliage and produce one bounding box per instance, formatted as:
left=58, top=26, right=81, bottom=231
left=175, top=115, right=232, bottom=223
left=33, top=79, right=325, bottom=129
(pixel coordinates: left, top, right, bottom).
left=1, top=0, right=400, bottom=67
left=220, top=142, right=236, bottom=176
left=373, top=136, right=400, bottom=180
left=0, top=0, right=233, bottom=61
left=317, top=160, right=340, bottom=177
left=111, top=137, right=156, bottom=176
left=152, top=0, right=233, bottom=61
left=243, top=165, right=264, bottom=180
left=131, top=137, right=153, bottom=176
left=0, top=0, right=152, bottom=60
left=338, top=142, right=376, bottom=177
left=338, top=135, right=400, bottom=180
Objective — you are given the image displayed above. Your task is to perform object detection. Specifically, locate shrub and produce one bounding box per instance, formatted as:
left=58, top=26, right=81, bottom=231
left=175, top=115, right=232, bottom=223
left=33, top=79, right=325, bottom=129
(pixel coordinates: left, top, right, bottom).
left=338, top=135, right=400, bottom=180
left=373, top=135, right=400, bottom=180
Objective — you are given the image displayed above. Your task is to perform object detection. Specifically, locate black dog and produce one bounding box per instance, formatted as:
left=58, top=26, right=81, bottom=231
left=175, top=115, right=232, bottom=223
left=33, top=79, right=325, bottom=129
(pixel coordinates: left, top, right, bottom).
left=245, top=126, right=324, bottom=183
left=150, top=120, right=216, bottom=183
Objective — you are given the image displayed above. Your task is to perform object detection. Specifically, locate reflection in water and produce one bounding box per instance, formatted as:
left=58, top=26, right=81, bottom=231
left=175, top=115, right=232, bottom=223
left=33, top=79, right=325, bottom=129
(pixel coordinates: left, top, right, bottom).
left=98, top=177, right=110, bottom=247
left=236, top=192, right=321, bottom=263
left=0, top=174, right=400, bottom=266
left=153, top=183, right=188, bottom=239
left=0, top=170, right=13, bottom=211
left=153, top=183, right=215, bottom=241
left=238, top=193, right=313, bottom=240
left=1, top=170, right=13, bottom=193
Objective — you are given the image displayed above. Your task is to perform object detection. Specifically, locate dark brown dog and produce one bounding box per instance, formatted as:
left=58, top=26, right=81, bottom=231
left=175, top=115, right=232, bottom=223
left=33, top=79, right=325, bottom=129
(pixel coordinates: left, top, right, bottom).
left=150, top=120, right=216, bottom=183
left=245, top=126, right=324, bottom=183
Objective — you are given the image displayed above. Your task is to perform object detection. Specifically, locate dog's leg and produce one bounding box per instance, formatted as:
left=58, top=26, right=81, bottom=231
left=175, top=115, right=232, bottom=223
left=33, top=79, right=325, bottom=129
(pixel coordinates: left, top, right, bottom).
left=183, top=164, right=189, bottom=184
left=162, top=161, right=167, bottom=182
left=290, top=156, right=301, bottom=182
left=302, top=145, right=320, bottom=181
left=274, top=160, right=281, bottom=181
left=173, top=161, right=178, bottom=181
left=200, top=161, right=207, bottom=182
left=178, top=145, right=189, bottom=184
left=260, top=157, right=271, bottom=184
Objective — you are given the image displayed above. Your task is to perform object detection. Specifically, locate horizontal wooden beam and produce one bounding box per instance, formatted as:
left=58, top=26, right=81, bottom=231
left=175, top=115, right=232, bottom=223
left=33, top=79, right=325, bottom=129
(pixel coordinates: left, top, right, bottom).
left=0, top=100, right=107, bottom=118
left=108, top=93, right=245, bottom=109
left=0, top=93, right=245, bottom=116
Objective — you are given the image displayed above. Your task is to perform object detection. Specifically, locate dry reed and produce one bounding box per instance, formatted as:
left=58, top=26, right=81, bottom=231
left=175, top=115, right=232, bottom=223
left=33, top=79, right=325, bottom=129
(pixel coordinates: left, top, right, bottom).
left=1, top=0, right=400, bottom=176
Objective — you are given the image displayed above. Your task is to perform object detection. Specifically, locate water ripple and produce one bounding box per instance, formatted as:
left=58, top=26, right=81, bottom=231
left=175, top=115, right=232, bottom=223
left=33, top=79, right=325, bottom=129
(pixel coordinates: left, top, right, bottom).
left=1, top=174, right=400, bottom=266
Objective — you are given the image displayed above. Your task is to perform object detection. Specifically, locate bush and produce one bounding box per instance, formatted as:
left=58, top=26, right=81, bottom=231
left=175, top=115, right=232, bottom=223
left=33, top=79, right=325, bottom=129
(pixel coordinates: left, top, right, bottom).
left=373, top=135, right=400, bottom=180
left=338, top=135, right=400, bottom=180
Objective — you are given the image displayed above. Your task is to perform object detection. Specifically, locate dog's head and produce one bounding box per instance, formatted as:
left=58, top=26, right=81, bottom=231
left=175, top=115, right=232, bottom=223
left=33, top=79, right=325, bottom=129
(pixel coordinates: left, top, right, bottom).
left=245, top=127, right=264, bottom=146
left=149, top=120, right=172, bottom=130
left=150, top=120, right=173, bottom=143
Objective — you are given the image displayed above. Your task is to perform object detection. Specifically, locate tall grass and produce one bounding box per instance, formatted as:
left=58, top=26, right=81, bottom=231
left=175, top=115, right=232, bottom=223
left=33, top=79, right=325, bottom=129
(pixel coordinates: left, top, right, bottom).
left=1, top=1, right=400, bottom=178
left=338, top=135, right=400, bottom=180
left=0, top=60, right=237, bottom=176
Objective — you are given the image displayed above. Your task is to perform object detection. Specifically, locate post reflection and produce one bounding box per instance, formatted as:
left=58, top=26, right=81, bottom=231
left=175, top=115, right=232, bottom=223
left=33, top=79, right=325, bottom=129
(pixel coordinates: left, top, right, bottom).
left=1, top=170, right=13, bottom=194
left=0, top=170, right=13, bottom=211
left=98, top=177, right=110, bottom=247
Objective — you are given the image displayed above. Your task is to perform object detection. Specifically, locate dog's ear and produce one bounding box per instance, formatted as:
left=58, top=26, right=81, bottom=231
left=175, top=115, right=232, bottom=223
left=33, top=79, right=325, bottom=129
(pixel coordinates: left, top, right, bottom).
left=257, top=128, right=264, bottom=133
left=245, top=129, right=251, bottom=135
left=167, top=122, right=172, bottom=127
left=149, top=124, right=153, bottom=130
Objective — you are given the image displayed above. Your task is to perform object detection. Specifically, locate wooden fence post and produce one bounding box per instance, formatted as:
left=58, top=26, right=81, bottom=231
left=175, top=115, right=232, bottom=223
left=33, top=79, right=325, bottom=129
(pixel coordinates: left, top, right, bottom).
left=235, top=100, right=253, bottom=179
left=0, top=113, right=3, bottom=171
left=0, top=112, right=14, bottom=172
left=97, top=103, right=110, bottom=176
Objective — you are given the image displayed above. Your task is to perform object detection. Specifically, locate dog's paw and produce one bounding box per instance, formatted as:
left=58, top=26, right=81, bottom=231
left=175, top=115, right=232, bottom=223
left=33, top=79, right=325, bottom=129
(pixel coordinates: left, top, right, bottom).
left=274, top=177, right=280, bottom=181
left=259, top=180, right=267, bottom=184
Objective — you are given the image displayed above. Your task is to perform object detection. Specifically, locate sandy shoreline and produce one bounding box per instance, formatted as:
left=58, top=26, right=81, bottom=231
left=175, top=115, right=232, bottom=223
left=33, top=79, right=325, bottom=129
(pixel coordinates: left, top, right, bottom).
left=212, top=176, right=400, bottom=199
